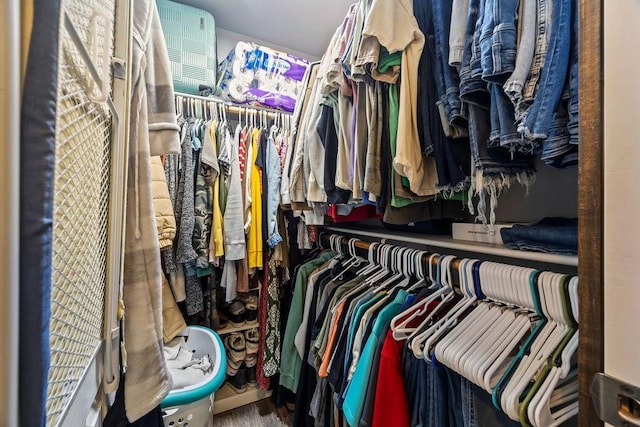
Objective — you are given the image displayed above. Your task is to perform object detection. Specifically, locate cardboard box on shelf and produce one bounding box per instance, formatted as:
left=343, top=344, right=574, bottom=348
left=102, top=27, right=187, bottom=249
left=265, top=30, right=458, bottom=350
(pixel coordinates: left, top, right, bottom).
left=451, top=222, right=521, bottom=245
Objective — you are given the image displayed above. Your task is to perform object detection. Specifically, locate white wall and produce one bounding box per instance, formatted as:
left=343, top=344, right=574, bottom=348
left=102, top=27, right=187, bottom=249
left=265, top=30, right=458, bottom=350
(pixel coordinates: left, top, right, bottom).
left=494, top=159, right=578, bottom=223
left=216, top=27, right=321, bottom=64
left=0, top=0, right=20, bottom=425
left=604, top=0, right=640, bottom=400
left=176, top=0, right=348, bottom=59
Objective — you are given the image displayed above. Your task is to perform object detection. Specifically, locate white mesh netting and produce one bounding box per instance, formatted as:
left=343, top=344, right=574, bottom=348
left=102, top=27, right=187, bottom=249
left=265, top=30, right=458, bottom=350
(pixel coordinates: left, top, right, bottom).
left=46, top=0, right=117, bottom=425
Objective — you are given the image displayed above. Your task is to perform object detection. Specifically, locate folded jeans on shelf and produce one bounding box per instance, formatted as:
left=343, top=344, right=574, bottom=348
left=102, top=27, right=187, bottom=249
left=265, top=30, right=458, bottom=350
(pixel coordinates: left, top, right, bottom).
left=500, top=217, right=577, bottom=255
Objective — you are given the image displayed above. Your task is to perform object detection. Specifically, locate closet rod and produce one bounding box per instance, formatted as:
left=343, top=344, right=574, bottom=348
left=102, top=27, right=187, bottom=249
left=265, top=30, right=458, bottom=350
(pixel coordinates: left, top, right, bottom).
left=175, top=91, right=292, bottom=117
left=323, top=233, right=462, bottom=273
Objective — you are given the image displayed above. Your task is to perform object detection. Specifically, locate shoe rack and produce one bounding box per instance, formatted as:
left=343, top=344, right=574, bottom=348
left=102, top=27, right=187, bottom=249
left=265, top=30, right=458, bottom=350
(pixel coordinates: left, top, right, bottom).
left=214, top=298, right=272, bottom=413
left=213, top=383, right=272, bottom=414
left=216, top=321, right=260, bottom=336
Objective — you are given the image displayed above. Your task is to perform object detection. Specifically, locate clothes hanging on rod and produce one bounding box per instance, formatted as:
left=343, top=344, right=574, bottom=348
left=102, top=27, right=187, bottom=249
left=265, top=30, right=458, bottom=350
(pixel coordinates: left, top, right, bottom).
left=280, top=233, right=578, bottom=427
left=281, top=0, right=579, bottom=229
left=158, top=92, right=302, bottom=392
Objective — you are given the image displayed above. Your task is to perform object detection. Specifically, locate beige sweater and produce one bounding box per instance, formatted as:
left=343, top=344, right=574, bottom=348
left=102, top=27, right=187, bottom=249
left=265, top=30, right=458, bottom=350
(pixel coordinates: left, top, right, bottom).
left=151, top=156, right=176, bottom=249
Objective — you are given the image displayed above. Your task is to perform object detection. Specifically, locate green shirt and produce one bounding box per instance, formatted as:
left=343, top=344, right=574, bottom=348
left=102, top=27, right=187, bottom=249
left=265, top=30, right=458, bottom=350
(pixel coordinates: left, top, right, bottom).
left=279, top=251, right=336, bottom=392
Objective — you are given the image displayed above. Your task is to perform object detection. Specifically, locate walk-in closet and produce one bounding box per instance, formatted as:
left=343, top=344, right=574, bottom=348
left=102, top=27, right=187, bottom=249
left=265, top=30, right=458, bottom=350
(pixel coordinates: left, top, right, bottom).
left=2, top=0, right=636, bottom=426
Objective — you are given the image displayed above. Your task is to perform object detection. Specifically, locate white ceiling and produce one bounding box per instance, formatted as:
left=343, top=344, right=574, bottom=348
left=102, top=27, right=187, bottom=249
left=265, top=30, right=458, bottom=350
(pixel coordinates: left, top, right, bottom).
left=178, top=0, right=353, bottom=58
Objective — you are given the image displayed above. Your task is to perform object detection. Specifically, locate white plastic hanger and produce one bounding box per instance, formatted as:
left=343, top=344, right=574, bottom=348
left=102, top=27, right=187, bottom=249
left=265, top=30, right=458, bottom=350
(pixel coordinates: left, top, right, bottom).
left=390, top=252, right=442, bottom=340
left=386, top=247, right=418, bottom=292
left=401, top=253, right=453, bottom=344
left=330, top=239, right=378, bottom=303
left=405, top=250, right=429, bottom=292
left=407, top=261, right=455, bottom=353
left=501, top=272, right=569, bottom=421
left=500, top=271, right=557, bottom=419
left=410, top=256, right=469, bottom=354
left=526, top=275, right=579, bottom=426
left=434, top=262, right=538, bottom=395
left=531, top=372, right=578, bottom=427
left=361, top=244, right=395, bottom=286
left=459, top=265, right=514, bottom=383
left=355, top=243, right=388, bottom=282
left=431, top=258, right=482, bottom=366
left=528, top=350, right=578, bottom=426
left=479, top=267, right=539, bottom=392
left=324, top=236, right=357, bottom=281
left=438, top=262, right=508, bottom=375
left=496, top=270, right=550, bottom=415
left=355, top=241, right=382, bottom=276
left=338, top=238, right=366, bottom=271
left=426, top=258, right=488, bottom=366
left=372, top=246, right=412, bottom=293
left=408, top=255, right=460, bottom=359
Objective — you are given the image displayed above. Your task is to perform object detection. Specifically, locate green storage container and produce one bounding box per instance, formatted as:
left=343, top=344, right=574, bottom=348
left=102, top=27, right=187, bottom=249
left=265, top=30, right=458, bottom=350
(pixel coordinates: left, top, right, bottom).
left=156, top=0, right=217, bottom=94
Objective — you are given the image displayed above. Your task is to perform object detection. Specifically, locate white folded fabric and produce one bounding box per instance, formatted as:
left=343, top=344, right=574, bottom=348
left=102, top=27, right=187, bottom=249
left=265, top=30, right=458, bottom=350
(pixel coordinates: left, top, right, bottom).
left=164, top=337, right=213, bottom=389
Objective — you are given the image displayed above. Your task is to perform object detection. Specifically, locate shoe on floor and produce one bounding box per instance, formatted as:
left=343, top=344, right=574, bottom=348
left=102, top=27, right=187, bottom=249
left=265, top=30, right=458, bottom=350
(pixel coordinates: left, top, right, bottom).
left=227, top=364, right=248, bottom=394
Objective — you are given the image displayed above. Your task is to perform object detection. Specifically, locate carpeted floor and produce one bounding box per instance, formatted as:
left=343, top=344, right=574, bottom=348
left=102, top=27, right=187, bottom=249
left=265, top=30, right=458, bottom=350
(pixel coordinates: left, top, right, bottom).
left=212, top=399, right=292, bottom=427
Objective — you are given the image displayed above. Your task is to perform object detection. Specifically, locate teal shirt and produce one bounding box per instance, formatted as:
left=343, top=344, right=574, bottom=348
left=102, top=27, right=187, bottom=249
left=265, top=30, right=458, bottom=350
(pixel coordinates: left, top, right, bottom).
left=344, top=291, right=376, bottom=361
left=279, top=251, right=336, bottom=392
left=345, top=292, right=385, bottom=371
left=343, top=290, right=410, bottom=426
left=312, top=276, right=365, bottom=366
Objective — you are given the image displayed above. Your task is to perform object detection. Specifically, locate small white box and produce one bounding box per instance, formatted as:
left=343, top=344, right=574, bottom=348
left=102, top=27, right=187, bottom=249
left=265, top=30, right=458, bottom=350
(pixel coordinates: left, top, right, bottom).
left=451, top=223, right=517, bottom=245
